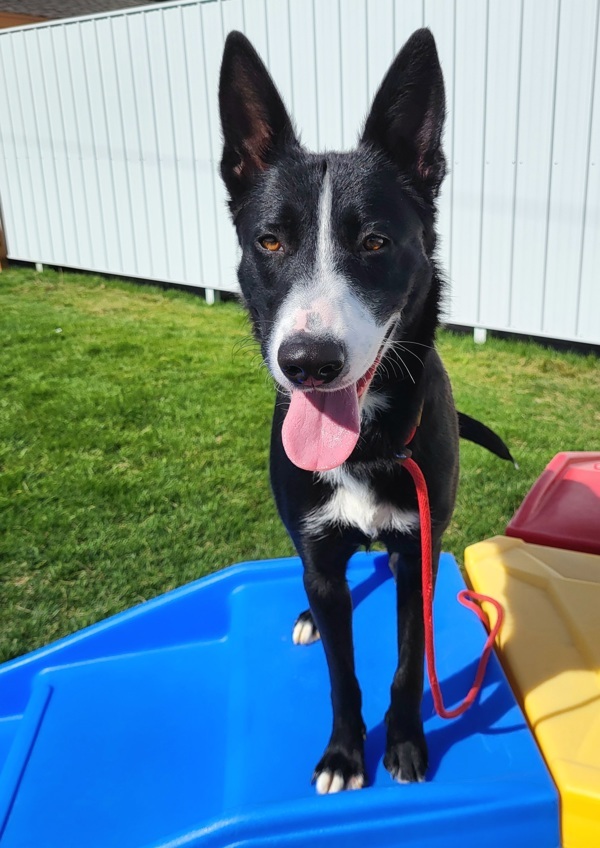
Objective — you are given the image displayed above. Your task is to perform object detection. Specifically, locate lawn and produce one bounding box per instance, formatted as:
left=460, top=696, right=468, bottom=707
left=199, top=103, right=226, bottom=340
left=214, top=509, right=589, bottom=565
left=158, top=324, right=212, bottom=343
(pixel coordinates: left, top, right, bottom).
left=1, top=267, right=598, bottom=663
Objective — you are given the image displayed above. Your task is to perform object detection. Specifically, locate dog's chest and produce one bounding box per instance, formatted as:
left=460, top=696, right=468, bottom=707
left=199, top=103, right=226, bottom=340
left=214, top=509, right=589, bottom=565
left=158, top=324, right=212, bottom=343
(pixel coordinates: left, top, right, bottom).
left=306, top=466, right=419, bottom=539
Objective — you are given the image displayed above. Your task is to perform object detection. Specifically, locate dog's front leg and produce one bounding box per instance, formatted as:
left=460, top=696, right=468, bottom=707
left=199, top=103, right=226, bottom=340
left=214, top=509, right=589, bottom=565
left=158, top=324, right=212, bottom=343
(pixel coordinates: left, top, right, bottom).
left=384, top=539, right=441, bottom=783
left=300, top=534, right=367, bottom=793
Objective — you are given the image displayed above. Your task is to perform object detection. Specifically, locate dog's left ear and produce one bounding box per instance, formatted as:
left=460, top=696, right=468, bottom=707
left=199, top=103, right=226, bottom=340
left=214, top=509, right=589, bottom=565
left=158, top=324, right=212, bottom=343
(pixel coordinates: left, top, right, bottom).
left=361, top=28, right=446, bottom=201
left=219, top=31, right=298, bottom=209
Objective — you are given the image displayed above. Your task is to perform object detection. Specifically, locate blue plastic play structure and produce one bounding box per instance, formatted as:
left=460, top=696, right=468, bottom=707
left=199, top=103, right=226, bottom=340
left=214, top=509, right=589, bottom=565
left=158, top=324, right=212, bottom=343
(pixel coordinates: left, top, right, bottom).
left=0, top=553, right=558, bottom=847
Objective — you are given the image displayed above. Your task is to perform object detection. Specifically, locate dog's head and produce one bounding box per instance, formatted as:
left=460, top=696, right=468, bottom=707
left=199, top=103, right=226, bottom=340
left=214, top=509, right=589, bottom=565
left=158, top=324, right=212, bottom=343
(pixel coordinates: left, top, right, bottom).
left=219, top=29, right=446, bottom=472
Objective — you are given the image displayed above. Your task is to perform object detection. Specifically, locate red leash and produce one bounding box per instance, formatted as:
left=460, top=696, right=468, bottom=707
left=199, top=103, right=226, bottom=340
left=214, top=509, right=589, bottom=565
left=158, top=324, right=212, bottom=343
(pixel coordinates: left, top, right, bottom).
left=397, top=445, right=504, bottom=719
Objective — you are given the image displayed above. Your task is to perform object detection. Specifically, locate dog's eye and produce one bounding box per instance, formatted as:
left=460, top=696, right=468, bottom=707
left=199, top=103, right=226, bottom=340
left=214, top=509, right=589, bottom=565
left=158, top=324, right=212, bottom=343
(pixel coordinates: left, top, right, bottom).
left=259, top=235, right=283, bottom=253
left=362, top=235, right=387, bottom=252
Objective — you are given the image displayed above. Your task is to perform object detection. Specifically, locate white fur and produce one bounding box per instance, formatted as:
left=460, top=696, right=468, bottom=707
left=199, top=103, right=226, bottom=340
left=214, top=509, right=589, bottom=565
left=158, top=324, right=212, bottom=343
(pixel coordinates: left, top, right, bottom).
left=360, top=390, right=390, bottom=422
left=315, top=771, right=332, bottom=794
left=292, top=618, right=320, bottom=645
left=304, top=466, right=419, bottom=539
left=315, top=769, right=364, bottom=794
left=268, top=172, right=386, bottom=390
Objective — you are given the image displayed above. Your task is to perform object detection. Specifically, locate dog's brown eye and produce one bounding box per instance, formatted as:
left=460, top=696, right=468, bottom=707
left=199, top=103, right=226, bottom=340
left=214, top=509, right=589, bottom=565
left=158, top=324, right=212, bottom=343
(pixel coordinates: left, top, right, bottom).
left=259, top=235, right=283, bottom=252
left=363, top=235, right=387, bottom=252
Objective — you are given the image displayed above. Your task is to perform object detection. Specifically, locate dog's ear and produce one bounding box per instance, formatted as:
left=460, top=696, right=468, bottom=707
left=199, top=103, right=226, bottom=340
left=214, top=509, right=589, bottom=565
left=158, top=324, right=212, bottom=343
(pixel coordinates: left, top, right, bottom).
left=360, top=28, right=446, bottom=201
left=219, top=31, right=298, bottom=206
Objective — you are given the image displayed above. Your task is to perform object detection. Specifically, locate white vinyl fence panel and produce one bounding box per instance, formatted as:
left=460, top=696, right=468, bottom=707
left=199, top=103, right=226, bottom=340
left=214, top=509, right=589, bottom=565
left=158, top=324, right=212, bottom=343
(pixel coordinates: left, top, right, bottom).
left=0, top=0, right=599, bottom=344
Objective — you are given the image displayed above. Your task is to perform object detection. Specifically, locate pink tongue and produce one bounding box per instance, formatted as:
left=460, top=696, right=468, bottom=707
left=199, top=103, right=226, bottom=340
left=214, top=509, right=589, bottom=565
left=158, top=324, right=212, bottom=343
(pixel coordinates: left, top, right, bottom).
left=282, top=386, right=360, bottom=472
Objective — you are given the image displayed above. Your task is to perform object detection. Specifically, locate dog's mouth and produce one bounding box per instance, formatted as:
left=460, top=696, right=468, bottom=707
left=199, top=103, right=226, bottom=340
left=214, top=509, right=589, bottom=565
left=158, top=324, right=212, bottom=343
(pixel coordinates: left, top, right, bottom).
left=356, top=355, right=381, bottom=398
left=281, top=351, right=383, bottom=473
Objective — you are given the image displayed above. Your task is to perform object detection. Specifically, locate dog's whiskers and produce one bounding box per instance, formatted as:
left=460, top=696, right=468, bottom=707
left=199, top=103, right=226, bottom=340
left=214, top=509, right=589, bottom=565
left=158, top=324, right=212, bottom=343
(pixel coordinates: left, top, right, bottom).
left=394, top=343, right=425, bottom=368
left=398, top=340, right=435, bottom=352
left=395, top=353, right=416, bottom=384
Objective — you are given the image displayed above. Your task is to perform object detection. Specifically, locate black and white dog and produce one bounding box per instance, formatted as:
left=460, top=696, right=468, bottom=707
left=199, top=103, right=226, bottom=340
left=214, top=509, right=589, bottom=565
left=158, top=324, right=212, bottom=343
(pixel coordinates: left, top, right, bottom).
left=219, top=28, right=511, bottom=794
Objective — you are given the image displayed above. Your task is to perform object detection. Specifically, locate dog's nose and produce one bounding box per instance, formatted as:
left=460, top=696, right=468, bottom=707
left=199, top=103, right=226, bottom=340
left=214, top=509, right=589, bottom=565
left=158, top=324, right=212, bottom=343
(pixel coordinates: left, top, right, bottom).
left=278, top=336, right=345, bottom=386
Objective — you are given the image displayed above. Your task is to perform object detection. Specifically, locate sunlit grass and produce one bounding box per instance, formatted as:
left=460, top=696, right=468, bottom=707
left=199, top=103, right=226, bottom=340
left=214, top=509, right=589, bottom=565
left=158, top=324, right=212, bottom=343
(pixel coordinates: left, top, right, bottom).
left=1, top=266, right=598, bottom=662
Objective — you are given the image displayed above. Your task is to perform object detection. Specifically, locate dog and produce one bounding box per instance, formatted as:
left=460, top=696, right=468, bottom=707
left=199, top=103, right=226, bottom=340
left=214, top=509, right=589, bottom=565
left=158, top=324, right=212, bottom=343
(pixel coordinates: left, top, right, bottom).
left=218, top=28, right=512, bottom=794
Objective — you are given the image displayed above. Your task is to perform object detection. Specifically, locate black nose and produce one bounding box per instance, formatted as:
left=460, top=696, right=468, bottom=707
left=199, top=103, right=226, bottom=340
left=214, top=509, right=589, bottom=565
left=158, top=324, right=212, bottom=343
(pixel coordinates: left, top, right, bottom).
left=277, top=336, right=346, bottom=386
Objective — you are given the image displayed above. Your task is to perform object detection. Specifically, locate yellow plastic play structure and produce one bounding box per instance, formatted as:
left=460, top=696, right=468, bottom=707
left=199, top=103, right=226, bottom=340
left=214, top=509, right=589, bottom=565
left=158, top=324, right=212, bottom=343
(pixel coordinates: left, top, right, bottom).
left=465, top=452, right=600, bottom=848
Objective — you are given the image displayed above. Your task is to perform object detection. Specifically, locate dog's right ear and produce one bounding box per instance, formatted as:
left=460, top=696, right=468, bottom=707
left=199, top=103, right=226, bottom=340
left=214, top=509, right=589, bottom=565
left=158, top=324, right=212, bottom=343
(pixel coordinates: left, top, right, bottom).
left=219, top=32, right=297, bottom=207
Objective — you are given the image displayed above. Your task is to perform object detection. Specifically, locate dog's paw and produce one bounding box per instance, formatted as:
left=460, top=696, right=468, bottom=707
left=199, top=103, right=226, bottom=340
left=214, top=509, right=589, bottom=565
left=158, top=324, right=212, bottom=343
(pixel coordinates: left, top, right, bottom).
left=292, top=609, right=320, bottom=645
left=384, top=727, right=428, bottom=784
left=313, top=745, right=367, bottom=794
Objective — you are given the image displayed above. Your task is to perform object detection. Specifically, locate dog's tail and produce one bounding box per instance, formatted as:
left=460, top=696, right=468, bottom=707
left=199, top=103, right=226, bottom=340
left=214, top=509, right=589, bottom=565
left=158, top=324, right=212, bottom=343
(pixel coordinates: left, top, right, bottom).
left=457, top=411, right=517, bottom=467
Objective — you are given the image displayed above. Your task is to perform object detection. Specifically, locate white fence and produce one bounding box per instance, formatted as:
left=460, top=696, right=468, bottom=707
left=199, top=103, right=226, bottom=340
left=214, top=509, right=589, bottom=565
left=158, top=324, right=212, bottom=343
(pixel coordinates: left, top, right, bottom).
left=0, top=0, right=599, bottom=344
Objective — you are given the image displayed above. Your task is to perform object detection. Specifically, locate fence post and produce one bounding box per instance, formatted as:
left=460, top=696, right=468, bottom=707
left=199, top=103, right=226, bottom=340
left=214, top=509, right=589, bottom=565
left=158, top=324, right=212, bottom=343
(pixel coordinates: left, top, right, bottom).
left=205, top=288, right=220, bottom=305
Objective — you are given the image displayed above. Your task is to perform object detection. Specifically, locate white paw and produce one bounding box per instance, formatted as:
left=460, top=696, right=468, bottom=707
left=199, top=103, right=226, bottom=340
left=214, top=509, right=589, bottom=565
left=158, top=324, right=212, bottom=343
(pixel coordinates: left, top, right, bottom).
left=315, top=769, right=364, bottom=794
left=292, top=617, right=320, bottom=645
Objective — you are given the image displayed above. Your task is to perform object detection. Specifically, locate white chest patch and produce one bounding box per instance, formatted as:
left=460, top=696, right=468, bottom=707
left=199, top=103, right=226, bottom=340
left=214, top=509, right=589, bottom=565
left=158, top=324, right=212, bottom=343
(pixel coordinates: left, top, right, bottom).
left=304, top=466, right=419, bottom=539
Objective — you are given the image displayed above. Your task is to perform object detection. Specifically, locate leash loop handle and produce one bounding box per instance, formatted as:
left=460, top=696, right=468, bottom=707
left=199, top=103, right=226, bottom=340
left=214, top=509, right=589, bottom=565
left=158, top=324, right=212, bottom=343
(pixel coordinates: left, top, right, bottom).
left=400, top=456, right=504, bottom=720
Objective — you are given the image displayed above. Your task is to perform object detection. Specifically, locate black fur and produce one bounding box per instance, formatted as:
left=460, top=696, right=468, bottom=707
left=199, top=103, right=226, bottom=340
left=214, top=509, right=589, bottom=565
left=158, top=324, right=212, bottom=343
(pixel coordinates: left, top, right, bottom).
left=219, top=29, right=510, bottom=791
left=458, top=412, right=515, bottom=464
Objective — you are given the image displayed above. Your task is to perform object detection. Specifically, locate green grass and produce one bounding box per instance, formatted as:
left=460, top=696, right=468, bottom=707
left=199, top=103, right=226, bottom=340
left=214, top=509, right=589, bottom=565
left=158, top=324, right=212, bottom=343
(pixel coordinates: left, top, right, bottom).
left=1, top=267, right=598, bottom=663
